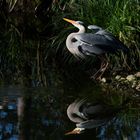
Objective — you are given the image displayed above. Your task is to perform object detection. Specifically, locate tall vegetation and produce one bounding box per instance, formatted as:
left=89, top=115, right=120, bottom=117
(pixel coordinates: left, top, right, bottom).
left=0, top=0, right=139, bottom=85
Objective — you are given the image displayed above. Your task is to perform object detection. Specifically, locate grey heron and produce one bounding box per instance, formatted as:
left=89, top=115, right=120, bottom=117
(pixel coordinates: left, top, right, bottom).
left=65, top=99, right=128, bottom=135
left=63, top=18, right=129, bottom=80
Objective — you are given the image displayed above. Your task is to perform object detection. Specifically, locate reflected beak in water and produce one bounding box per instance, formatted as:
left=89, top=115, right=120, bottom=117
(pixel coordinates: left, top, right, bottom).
left=65, top=128, right=85, bottom=135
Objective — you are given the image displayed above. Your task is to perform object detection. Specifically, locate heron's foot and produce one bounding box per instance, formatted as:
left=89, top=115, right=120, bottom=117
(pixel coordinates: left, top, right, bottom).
left=90, top=74, right=98, bottom=80
left=90, top=69, right=101, bottom=80
left=90, top=68, right=103, bottom=81
left=90, top=75, right=102, bottom=81
left=90, top=76, right=96, bottom=80
left=95, top=76, right=102, bottom=81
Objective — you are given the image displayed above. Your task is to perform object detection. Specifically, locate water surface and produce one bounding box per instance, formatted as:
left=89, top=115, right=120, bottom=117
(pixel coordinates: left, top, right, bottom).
left=0, top=84, right=139, bottom=140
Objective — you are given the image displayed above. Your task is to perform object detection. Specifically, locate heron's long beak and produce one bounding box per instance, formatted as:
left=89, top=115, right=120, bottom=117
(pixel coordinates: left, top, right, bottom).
left=65, top=128, right=82, bottom=135
left=63, top=18, right=76, bottom=24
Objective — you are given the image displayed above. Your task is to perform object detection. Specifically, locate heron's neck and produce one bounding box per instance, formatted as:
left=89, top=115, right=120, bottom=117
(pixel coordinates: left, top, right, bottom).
left=66, top=33, right=84, bottom=57
left=67, top=103, right=85, bottom=123
left=67, top=112, right=85, bottom=123
left=77, top=25, right=85, bottom=33
left=66, top=25, right=85, bottom=48
left=65, top=25, right=85, bottom=57
left=66, top=33, right=76, bottom=48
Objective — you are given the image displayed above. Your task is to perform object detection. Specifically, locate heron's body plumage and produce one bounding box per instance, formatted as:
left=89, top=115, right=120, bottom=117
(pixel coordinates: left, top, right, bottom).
left=67, top=99, right=121, bottom=131
left=63, top=18, right=129, bottom=80
left=66, top=30, right=128, bottom=58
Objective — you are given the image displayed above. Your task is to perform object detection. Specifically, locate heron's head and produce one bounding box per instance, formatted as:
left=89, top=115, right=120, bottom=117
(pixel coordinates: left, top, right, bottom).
left=65, top=128, right=85, bottom=135
left=63, top=18, right=84, bottom=29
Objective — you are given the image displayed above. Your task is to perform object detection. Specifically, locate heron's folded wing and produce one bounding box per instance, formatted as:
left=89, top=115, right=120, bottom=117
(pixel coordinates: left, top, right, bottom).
left=75, top=32, right=128, bottom=54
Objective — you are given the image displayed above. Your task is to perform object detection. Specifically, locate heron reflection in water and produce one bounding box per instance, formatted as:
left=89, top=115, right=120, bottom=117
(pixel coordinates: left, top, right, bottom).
left=65, top=99, right=128, bottom=135
left=63, top=18, right=129, bottom=80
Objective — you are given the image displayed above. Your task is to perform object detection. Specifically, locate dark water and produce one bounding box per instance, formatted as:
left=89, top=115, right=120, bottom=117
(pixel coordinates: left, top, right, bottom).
left=0, top=84, right=139, bottom=140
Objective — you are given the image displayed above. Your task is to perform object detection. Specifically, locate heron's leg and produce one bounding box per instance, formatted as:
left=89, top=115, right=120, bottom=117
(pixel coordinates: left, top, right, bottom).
left=96, top=55, right=109, bottom=80
left=96, top=61, right=109, bottom=80
left=90, top=67, right=102, bottom=80
left=90, top=56, right=104, bottom=80
left=91, top=55, right=109, bottom=80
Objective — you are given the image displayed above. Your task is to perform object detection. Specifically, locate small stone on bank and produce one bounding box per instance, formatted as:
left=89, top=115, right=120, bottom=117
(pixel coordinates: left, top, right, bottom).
left=126, top=75, right=136, bottom=82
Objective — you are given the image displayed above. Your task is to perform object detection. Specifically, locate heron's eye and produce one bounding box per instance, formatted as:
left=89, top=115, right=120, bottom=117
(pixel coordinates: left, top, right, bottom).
left=71, top=38, right=77, bottom=42
left=76, top=21, right=84, bottom=25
